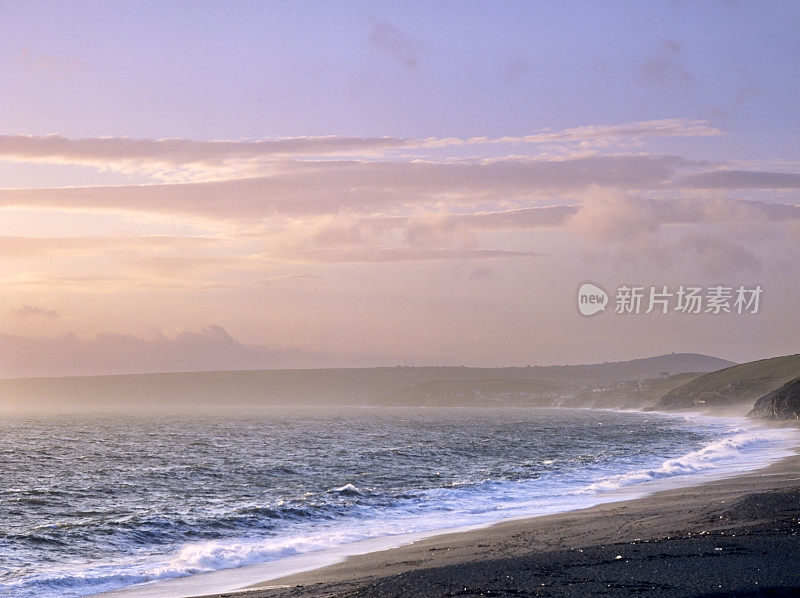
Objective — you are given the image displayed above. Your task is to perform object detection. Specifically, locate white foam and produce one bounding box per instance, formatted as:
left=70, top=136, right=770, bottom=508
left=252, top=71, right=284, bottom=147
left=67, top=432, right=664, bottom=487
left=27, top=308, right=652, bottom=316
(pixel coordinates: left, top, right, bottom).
left=33, top=412, right=800, bottom=598
left=332, top=483, right=362, bottom=495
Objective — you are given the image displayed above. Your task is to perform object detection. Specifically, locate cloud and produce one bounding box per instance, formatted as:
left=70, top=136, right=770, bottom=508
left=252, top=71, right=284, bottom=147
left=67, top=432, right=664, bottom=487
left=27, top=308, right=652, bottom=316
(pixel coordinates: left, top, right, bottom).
left=0, top=272, right=235, bottom=292
left=0, top=120, right=719, bottom=177
left=570, top=192, right=800, bottom=243
left=680, top=232, right=762, bottom=276
left=10, top=305, right=59, bottom=319
left=368, top=20, right=420, bottom=68
left=20, top=47, right=85, bottom=73
left=568, top=187, right=661, bottom=241
left=375, top=206, right=576, bottom=249
left=0, top=134, right=410, bottom=174
left=280, top=199, right=795, bottom=256
left=254, top=207, right=572, bottom=260
left=0, top=235, right=219, bottom=257
left=676, top=170, right=800, bottom=189
left=402, top=215, right=478, bottom=249
left=2, top=198, right=795, bottom=276
left=0, top=154, right=688, bottom=218
left=451, top=205, right=579, bottom=230
left=262, top=274, right=322, bottom=283
left=123, top=255, right=246, bottom=278
left=279, top=248, right=541, bottom=264
left=735, top=85, right=767, bottom=104
left=639, top=39, right=693, bottom=87
left=309, top=215, right=367, bottom=247
left=469, top=266, right=494, bottom=280
left=496, top=119, right=720, bottom=145
left=563, top=189, right=792, bottom=276
left=502, top=57, right=531, bottom=84
left=0, top=325, right=321, bottom=378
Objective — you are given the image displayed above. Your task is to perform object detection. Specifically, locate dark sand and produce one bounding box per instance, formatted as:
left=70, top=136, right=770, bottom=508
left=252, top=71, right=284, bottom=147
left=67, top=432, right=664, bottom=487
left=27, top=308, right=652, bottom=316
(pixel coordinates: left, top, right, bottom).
left=196, top=449, right=800, bottom=598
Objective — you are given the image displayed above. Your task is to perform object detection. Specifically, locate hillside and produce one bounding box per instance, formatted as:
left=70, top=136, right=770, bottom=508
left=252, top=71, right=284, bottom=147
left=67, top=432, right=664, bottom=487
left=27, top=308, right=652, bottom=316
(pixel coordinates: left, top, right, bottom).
left=0, top=353, right=730, bottom=411
left=378, top=379, right=565, bottom=407
left=657, top=354, right=800, bottom=410
left=526, top=353, right=733, bottom=383
left=747, top=377, right=800, bottom=419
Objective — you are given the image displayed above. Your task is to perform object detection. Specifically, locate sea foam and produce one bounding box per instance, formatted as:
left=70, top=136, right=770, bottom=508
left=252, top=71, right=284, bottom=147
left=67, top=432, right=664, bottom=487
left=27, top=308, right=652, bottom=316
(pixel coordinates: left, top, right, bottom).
left=3, top=409, right=797, bottom=598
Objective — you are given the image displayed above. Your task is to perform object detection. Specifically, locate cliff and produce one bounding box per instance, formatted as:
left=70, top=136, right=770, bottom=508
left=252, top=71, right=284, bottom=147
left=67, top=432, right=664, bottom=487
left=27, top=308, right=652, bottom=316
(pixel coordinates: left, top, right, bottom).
left=747, top=377, right=800, bottom=420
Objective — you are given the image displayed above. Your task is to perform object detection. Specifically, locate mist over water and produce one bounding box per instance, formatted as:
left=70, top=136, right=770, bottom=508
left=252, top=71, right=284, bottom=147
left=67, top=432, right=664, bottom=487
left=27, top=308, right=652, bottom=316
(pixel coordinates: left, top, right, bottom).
left=1, top=407, right=796, bottom=597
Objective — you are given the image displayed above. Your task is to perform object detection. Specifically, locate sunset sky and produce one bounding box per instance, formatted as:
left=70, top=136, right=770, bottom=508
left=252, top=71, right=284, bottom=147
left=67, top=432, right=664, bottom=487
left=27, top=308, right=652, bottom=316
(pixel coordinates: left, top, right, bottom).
left=1, top=1, right=799, bottom=377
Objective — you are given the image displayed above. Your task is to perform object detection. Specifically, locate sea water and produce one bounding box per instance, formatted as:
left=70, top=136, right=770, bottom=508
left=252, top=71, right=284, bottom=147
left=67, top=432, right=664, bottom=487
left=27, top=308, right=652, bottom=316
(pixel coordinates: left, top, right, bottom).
left=0, top=407, right=797, bottom=597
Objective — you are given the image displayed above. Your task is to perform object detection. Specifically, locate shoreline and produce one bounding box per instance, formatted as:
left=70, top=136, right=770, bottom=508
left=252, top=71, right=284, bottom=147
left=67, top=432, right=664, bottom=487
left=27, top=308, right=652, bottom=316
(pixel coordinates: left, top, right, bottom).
left=201, top=421, right=800, bottom=598
left=96, top=413, right=800, bottom=598
left=216, top=449, right=800, bottom=597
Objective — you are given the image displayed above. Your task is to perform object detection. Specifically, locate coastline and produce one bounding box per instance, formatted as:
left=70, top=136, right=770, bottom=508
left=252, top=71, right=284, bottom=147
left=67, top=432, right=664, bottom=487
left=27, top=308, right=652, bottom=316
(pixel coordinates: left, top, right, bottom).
left=190, top=421, right=800, bottom=598
left=92, top=413, right=800, bottom=598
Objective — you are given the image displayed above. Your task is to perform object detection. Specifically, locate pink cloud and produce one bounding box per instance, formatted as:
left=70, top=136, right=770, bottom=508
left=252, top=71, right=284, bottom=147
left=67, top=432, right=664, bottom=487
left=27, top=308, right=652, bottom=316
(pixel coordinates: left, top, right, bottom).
left=0, top=155, right=688, bottom=218
left=10, top=305, right=59, bottom=319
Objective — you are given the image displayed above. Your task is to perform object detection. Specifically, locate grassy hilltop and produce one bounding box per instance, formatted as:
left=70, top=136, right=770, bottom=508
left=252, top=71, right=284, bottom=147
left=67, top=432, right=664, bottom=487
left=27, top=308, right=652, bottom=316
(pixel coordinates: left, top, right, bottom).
left=657, top=354, right=800, bottom=410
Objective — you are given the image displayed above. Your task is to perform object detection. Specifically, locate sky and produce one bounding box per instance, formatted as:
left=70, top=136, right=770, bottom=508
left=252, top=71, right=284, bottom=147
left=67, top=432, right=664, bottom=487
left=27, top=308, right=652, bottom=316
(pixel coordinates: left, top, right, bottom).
left=1, top=0, right=799, bottom=377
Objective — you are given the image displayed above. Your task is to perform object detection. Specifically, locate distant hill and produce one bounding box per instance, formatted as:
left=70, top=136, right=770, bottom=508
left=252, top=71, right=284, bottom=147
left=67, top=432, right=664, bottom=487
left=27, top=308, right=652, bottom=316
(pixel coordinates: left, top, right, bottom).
left=378, top=379, right=565, bottom=407
left=657, top=354, right=800, bottom=410
left=525, top=353, right=734, bottom=384
left=748, top=377, right=800, bottom=420
left=581, top=371, right=705, bottom=410
left=0, top=353, right=733, bottom=411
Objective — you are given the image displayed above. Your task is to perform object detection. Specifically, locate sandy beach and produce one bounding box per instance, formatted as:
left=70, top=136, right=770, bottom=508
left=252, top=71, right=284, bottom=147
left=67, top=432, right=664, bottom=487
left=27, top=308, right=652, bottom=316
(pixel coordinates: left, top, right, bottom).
left=192, top=438, right=800, bottom=598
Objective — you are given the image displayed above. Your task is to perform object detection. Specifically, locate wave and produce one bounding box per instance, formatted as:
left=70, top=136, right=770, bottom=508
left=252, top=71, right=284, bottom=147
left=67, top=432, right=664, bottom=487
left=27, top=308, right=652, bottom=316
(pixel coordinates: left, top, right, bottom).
left=152, top=528, right=371, bottom=577
left=5, top=412, right=798, bottom=598
left=584, top=421, right=798, bottom=493
left=332, top=483, right=363, bottom=496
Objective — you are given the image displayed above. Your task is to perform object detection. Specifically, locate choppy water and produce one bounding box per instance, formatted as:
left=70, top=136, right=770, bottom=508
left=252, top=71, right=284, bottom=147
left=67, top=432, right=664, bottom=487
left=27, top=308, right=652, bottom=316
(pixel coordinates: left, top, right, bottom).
left=0, top=407, right=797, bottom=597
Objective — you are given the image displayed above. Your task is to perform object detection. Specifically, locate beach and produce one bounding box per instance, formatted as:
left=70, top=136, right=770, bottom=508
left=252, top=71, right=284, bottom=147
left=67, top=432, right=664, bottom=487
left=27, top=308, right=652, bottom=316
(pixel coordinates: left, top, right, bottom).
left=196, top=439, right=800, bottom=598
left=6, top=408, right=798, bottom=597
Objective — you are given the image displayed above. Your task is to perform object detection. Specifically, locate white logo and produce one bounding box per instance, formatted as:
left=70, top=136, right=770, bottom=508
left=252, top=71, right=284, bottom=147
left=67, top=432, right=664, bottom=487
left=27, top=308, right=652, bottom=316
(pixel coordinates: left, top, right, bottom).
left=578, top=283, right=608, bottom=316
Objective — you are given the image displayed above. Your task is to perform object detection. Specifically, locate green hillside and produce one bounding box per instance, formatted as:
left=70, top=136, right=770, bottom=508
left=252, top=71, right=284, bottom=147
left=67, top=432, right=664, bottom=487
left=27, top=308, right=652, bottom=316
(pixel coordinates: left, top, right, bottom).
left=657, top=354, right=800, bottom=409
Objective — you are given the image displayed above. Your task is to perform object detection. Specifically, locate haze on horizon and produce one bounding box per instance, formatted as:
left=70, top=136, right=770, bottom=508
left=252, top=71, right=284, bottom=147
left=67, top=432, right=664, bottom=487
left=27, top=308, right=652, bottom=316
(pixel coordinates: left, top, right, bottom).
left=1, top=1, right=799, bottom=378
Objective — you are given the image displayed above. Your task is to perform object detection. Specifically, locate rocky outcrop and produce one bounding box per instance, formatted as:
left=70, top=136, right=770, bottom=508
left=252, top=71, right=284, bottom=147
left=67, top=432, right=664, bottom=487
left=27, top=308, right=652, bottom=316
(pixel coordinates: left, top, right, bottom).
left=747, top=377, right=800, bottom=419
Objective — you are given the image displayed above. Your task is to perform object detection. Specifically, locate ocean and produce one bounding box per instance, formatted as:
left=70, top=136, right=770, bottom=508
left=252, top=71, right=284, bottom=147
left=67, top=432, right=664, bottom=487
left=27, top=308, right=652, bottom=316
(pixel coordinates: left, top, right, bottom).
left=1, top=407, right=797, bottom=597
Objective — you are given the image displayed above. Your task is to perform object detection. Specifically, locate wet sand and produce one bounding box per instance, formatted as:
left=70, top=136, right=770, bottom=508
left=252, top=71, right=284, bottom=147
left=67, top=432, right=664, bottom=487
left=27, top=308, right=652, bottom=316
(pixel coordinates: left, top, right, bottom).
left=194, top=448, right=800, bottom=598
